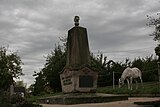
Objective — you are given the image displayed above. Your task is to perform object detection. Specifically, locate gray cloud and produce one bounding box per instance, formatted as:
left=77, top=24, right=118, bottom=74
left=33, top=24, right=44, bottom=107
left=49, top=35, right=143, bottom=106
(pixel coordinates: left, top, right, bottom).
left=0, top=0, right=159, bottom=87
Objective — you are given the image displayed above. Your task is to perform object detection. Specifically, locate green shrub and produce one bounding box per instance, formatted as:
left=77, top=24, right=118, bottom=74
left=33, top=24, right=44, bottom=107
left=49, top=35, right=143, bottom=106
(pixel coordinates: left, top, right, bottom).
left=0, top=90, right=12, bottom=107
left=13, top=101, right=42, bottom=107
left=10, top=94, right=24, bottom=104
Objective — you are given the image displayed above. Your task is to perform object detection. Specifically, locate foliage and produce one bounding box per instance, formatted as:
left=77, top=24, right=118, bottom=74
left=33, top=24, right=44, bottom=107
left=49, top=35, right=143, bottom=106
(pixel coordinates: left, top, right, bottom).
left=0, top=46, right=23, bottom=90
left=15, top=81, right=26, bottom=87
left=0, top=90, right=12, bottom=107
left=33, top=71, right=46, bottom=95
left=147, top=13, right=160, bottom=41
left=132, top=56, right=158, bottom=82
left=32, top=45, right=66, bottom=95
left=0, top=46, right=23, bottom=106
left=27, top=84, right=34, bottom=94
left=91, top=52, right=108, bottom=74
left=10, top=93, right=25, bottom=105
left=0, top=90, right=42, bottom=107
left=43, top=45, right=66, bottom=92
left=90, top=53, right=109, bottom=87
left=16, top=101, right=42, bottom=107
left=10, top=93, right=42, bottom=107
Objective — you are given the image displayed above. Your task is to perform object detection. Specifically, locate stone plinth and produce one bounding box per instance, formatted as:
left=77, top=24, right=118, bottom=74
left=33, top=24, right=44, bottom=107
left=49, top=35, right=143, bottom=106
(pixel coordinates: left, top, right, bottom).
left=60, top=67, right=98, bottom=93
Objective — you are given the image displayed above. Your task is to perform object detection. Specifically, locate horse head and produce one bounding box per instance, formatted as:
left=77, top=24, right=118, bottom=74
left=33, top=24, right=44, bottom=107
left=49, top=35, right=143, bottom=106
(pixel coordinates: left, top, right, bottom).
left=119, top=78, right=124, bottom=88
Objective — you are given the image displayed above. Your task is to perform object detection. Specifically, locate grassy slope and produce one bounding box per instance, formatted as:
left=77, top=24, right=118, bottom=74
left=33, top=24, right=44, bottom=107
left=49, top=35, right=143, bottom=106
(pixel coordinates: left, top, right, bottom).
left=97, top=82, right=160, bottom=95
left=28, top=82, right=160, bottom=102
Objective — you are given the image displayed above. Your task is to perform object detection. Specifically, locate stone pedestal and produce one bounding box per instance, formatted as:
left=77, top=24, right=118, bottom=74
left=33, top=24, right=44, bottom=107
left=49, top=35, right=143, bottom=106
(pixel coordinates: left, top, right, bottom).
left=60, top=67, right=98, bottom=93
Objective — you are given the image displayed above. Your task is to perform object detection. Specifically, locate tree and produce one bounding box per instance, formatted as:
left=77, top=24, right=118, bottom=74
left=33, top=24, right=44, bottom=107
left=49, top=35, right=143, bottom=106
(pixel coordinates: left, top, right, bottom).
left=132, top=56, right=158, bottom=82
left=27, top=84, right=34, bottom=93
left=90, top=52, right=108, bottom=74
left=33, top=71, right=46, bottom=95
left=147, top=13, right=160, bottom=41
left=15, top=80, right=26, bottom=87
left=43, top=45, right=66, bottom=92
left=0, top=47, right=23, bottom=90
left=32, top=44, right=66, bottom=95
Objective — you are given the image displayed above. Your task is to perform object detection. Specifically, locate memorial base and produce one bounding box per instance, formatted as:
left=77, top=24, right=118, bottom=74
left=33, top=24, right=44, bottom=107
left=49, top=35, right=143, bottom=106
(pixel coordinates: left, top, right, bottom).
left=60, top=67, right=98, bottom=93
left=37, top=93, right=128, bottom=105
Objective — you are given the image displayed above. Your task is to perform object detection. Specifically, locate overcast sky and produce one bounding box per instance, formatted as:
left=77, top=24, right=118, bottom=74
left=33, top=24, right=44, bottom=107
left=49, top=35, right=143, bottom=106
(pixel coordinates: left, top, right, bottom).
left=0, top=0, right=160, bottom=87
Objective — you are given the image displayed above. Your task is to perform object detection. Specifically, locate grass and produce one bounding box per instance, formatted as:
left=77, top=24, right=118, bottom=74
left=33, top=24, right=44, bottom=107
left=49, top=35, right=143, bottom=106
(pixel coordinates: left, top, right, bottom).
left=97, top=82, right=160, bottom=95
left=27, top=82, right=160, bottom=102
left=27, top=92, right=62, bottom=102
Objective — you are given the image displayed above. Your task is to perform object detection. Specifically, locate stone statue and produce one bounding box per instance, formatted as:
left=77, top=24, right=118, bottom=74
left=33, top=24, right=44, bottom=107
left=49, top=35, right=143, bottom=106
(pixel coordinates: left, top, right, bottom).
left=65, top=16, right=91, bottom=69
left=155, top=44, right=160, bottom=61
left=74, top=16, right=80, bottom=26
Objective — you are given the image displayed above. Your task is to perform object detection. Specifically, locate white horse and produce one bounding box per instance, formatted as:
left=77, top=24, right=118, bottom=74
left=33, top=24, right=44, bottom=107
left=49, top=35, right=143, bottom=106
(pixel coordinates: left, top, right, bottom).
left=119, top=67, right=143, bottom=90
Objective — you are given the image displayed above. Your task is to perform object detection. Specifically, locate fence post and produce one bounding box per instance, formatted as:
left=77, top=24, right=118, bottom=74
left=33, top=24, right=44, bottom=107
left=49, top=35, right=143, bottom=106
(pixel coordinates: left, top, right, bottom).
left=158, top=62, right=160, bottom=88
left=113, top=71, right=115, bottom=89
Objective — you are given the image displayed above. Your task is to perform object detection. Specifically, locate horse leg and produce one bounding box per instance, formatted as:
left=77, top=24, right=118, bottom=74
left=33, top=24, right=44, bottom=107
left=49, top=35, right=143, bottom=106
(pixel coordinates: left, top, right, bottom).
left=118, top=79, right=121, bottom=88
left=135, top=80, right=138, bottom=89
left=130, top=77, right=133, bottom=90
left=126, top=79, right=130, bottom=89
left=139, top=76, right=143, bottom=88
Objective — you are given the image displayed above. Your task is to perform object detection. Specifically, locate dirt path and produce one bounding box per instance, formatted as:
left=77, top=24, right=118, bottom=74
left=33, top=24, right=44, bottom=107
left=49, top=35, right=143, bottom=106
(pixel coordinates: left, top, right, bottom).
left=41, top=97, right=160, bottom=107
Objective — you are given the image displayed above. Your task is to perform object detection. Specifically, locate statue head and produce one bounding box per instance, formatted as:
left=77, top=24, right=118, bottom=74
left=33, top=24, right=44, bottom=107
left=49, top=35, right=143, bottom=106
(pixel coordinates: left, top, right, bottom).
left=74, top=16, right=80, bottom=26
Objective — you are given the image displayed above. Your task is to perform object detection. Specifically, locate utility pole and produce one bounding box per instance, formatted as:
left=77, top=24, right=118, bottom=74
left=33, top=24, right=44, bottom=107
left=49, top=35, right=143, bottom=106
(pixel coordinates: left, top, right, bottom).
left=113, top=71, right=115, bottom=89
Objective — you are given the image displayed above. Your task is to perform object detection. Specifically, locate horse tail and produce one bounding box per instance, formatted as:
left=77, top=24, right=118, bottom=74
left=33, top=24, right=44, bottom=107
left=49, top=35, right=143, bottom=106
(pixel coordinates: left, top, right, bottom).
left=136, top=68, right=142, bottom=77
left=137, top=68, right=143, bottom=87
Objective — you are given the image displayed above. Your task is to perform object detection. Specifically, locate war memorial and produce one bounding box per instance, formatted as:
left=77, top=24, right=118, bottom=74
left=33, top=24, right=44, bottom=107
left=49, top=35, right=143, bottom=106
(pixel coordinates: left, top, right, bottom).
left=38, top=16, right=128, bottom=104
left=60, top=16, right=98, bottom=93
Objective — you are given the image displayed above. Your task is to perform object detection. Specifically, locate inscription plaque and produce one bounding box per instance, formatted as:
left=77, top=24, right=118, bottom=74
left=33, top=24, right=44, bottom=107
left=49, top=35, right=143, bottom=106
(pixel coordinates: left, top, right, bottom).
left=79, top=75, right=93, bottom=88
left=62, top=76, right=72, bottom=85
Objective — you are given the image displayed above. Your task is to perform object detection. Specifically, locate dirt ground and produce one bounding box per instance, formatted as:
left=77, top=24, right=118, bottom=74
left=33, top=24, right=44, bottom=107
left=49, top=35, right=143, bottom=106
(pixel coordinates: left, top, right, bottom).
left=41, top=97, right=160, bottom=107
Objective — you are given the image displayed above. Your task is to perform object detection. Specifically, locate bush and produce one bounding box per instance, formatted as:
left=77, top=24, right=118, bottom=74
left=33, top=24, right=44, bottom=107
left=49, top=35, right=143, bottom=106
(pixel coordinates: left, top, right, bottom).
left=10, top=93, right=24, bottom=104
left=0, top=90, right=42, bottom=107
left=10, top=93, right=42, bottom=107
left=12, top=101, right=42, bottom=107
left=0, top=90, right=12, bottom=107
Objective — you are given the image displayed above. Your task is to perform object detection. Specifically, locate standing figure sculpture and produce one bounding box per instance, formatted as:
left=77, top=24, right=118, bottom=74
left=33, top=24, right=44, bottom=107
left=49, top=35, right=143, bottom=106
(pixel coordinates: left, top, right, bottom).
left=119, top=67, right=143, bottom=90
